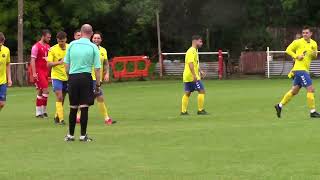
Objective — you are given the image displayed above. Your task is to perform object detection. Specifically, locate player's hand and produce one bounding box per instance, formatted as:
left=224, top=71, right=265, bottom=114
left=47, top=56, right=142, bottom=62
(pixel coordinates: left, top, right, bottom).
left=297, top=55, right=304, bottom=60
left=43, top=57, right=48, bottom=61
left=33, top=73, right=38, bottom=81
left=7, top=80, right=12, bottom=87
left=58, top=59, right=64, bottom=65
left=94, top=84, right=101, bottom=95
left=192, top=76, right=197, bottom=82
left=312, top=51, right=318, bottom=57
left=200, top=70, right=206, bottom=78
left=104, top=74, right=110, bottom=82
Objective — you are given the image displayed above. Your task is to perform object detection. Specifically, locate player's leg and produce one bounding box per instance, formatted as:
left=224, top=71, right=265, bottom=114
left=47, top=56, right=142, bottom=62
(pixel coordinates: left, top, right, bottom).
left=65, top=75, right=79, bottom=142
left=275, top=72, right=302, bottom=118
left=304, top=73, right=320, bottom=118
left=181, top=82, right=192, bottom=115
left=275, top=85, right=300, bottom=118
left=196, top=81, right=207, bottom=115
left=41, top=88, right=49, bottom=118
left=36, top=89, right=44, bottom=118
left=52, top=80, right=65, bottom=124
left=37, top=73, right=49, bottom=118
left=96, top=95, right=114, bottom=125
left=79, top=74, right=94, bottom=142
left=0, top=84, right=7, bottom=111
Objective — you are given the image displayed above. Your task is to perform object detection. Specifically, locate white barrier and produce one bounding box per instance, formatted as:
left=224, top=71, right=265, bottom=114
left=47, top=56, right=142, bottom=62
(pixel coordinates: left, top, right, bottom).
left=266, top=47, right=320, bottom=78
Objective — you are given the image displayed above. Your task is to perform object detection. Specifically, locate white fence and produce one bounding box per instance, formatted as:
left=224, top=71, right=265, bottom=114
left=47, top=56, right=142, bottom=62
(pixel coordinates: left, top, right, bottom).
left=266, top=47, right=320, bottom=78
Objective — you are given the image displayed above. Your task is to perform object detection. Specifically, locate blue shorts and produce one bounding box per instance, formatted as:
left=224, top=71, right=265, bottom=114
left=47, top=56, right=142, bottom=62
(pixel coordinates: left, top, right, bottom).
left=184, top=81, right=205, bottom=92
left=52, top=79, right=68, bottom=92
left=92, top=80, right=103, bottom=97
left=293, top=71, right=312, bottom=88
left=0, top=84, right=7, bottom=101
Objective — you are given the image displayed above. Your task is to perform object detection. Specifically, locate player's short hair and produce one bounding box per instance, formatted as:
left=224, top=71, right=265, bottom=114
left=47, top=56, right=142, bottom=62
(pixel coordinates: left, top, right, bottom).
left=93, top=31, right=103, bottom=39
left=303, top=26, right=312, bottom=32
left=0, top=32, right=5, bottom=43
left=74, top=29, right=81, bottom=35
left=41, top=29, right=51, bottom=36
left=56, top=31, right=67, bottom=40
left=192, top=35, right=202, bottom=41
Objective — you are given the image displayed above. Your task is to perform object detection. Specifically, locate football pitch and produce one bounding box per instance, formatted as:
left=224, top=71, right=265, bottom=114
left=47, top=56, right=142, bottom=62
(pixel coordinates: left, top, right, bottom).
left=2, top=79, right=320, bottom=180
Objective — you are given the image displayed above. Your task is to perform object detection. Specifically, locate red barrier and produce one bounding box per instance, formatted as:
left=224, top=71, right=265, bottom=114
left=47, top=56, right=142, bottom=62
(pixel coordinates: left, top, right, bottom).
left=218, top=50, right=224, bottom=80
left=110, top=56, right=151, bottom=80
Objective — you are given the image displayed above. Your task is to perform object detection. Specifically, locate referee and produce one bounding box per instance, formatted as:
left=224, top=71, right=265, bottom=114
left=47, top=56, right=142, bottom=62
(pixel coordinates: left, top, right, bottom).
left=64, top=24, right=101, bottom=142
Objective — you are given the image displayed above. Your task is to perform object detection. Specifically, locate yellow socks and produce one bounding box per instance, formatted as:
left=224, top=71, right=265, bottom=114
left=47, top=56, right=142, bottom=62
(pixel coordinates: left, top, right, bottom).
left=181, top=94, right=189, bottom=113
left=198, top=94, right=205, bottom=111
left=280, top=90, right=294, bottom=106
left=307, top=92, right=316, bottom=112
left=97, top=101, right=109, bottom=119
left=55, top=102, right=64, bottom=122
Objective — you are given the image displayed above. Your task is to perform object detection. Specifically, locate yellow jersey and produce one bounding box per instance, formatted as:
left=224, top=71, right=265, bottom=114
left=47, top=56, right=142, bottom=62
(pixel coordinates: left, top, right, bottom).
left=47, top=44, right=69, bottom=81
left=286, top=38, right=318, bottom=72
left=92, top=46, right=108, bottom=81
left=0, top=45, right=10, bottom=85
left=183, top=47, right=200, bottom=82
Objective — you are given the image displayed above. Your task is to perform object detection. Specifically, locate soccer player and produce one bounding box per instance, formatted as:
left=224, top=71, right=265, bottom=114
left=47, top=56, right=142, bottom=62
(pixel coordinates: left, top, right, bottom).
left=275, top=26, right=320, bottom=118
left=47, top=31, right=68, bottom=125
left=64, top=24, right=101, bottom=142
left=30, top=29, right=51, bottom=118
left=90, top=32, right=115, bottom=125
left=0, top=32, right=12, bottom=111
left=74, top=29, right=81, bottom=40
left=181, top=35, right=208, bottom=115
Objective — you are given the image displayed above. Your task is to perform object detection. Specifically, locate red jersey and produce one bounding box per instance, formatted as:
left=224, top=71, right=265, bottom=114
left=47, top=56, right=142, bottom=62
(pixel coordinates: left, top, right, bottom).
left=31, top=41, right=50, bottom=73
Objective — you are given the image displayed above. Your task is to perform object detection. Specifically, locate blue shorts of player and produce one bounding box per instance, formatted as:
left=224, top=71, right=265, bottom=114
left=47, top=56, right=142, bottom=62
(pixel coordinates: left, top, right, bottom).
left=184, top=80, right=205, bottom=92
left=52, top=79, right=68, bottom=92
left=0, top=84, right=7, bottom=101
left=293, top=71, right=312, bottom=88
left=92, top=80, right=103, bottom=97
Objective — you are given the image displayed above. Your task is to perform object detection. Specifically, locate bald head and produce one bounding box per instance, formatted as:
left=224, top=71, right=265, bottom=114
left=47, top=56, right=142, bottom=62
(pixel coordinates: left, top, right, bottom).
left=81, top=24, right=93, bottom=39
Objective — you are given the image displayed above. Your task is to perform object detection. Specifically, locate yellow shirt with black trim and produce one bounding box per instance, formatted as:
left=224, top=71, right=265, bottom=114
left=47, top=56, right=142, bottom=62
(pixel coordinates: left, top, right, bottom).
left=183, top=47, right=201, bottom=82
left=0, top=45, right=10, bottom=85
left=92, top=46, right=108, bottom=81
left=286, top=38, right=318, bottom=72
left=47, top=44, right=69, bottom=81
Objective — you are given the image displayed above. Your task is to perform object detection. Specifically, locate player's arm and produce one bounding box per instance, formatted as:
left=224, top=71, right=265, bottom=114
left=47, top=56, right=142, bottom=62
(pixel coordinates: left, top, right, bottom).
left=186, top=51, right=197, bottom=82
left=6, top=50, right=12, bottom=87
left=64, top=45, right=71, bottom=74
left=311, top=42, right=318, bottom=60
left=47, top=49, right=63, bottom=68
left=93, top=47, right=101, bottom=85
left=103, top=51, right=110, bottom=82
left=286, top=40, right=303, bottom=61
left=188, top=62, right=197, bottom=82
left=30, top=45, right=38, bottom=80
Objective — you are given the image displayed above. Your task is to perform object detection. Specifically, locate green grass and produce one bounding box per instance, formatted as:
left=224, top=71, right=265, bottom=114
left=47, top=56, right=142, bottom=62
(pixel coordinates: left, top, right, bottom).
left=2, top=79, right=320, bottom=180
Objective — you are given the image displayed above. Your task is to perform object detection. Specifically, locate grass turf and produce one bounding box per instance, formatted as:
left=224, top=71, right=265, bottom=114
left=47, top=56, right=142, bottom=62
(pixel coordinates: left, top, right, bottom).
left=1, top=79, right=320, bottom=180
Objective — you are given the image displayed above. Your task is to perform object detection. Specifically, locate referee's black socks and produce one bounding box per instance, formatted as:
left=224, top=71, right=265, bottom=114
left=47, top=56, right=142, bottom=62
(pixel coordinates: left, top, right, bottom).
left=69, top=108, right=78, bottom=136
left=80, top=107, right=89, bottom=136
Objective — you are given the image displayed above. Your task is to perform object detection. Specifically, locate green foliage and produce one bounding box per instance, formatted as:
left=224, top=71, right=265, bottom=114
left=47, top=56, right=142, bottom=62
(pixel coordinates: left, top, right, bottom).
left=2, top=0, right=320, bottom=58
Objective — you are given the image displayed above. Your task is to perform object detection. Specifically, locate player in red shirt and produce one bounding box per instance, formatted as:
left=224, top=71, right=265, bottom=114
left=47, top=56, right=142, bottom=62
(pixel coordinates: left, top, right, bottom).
left=30, top=29, right=51, bottom=118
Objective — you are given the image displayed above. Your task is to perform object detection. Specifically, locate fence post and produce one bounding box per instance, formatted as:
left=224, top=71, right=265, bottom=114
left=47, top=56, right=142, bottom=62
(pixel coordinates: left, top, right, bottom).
left=218, top=50, right=223, bottom=80
left=267, top=47, right=270, bottom=79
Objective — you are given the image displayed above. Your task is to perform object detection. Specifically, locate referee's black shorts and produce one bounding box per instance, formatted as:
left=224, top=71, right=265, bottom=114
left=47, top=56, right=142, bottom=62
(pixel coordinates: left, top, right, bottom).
left=68, top=73, right=94, bottom=106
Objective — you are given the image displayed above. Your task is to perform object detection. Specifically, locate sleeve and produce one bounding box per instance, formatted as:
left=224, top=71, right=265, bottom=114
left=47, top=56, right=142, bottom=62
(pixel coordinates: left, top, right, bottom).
left=31, top=45, right=38, bottom=59
left=47, top=48, right=54, bottom=62
left=6, top=49, right=10, bottom=64
left=104, top=49, right=108, bottom=61
left=64, top=45, right=71, bottom=64
left=185, top=49, right=196, bottom=64
left=312, top=42, right=318, bottom=59
left=286, top=40, right=298, bottom=59
left=93, top=46, right=101, bottom=69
